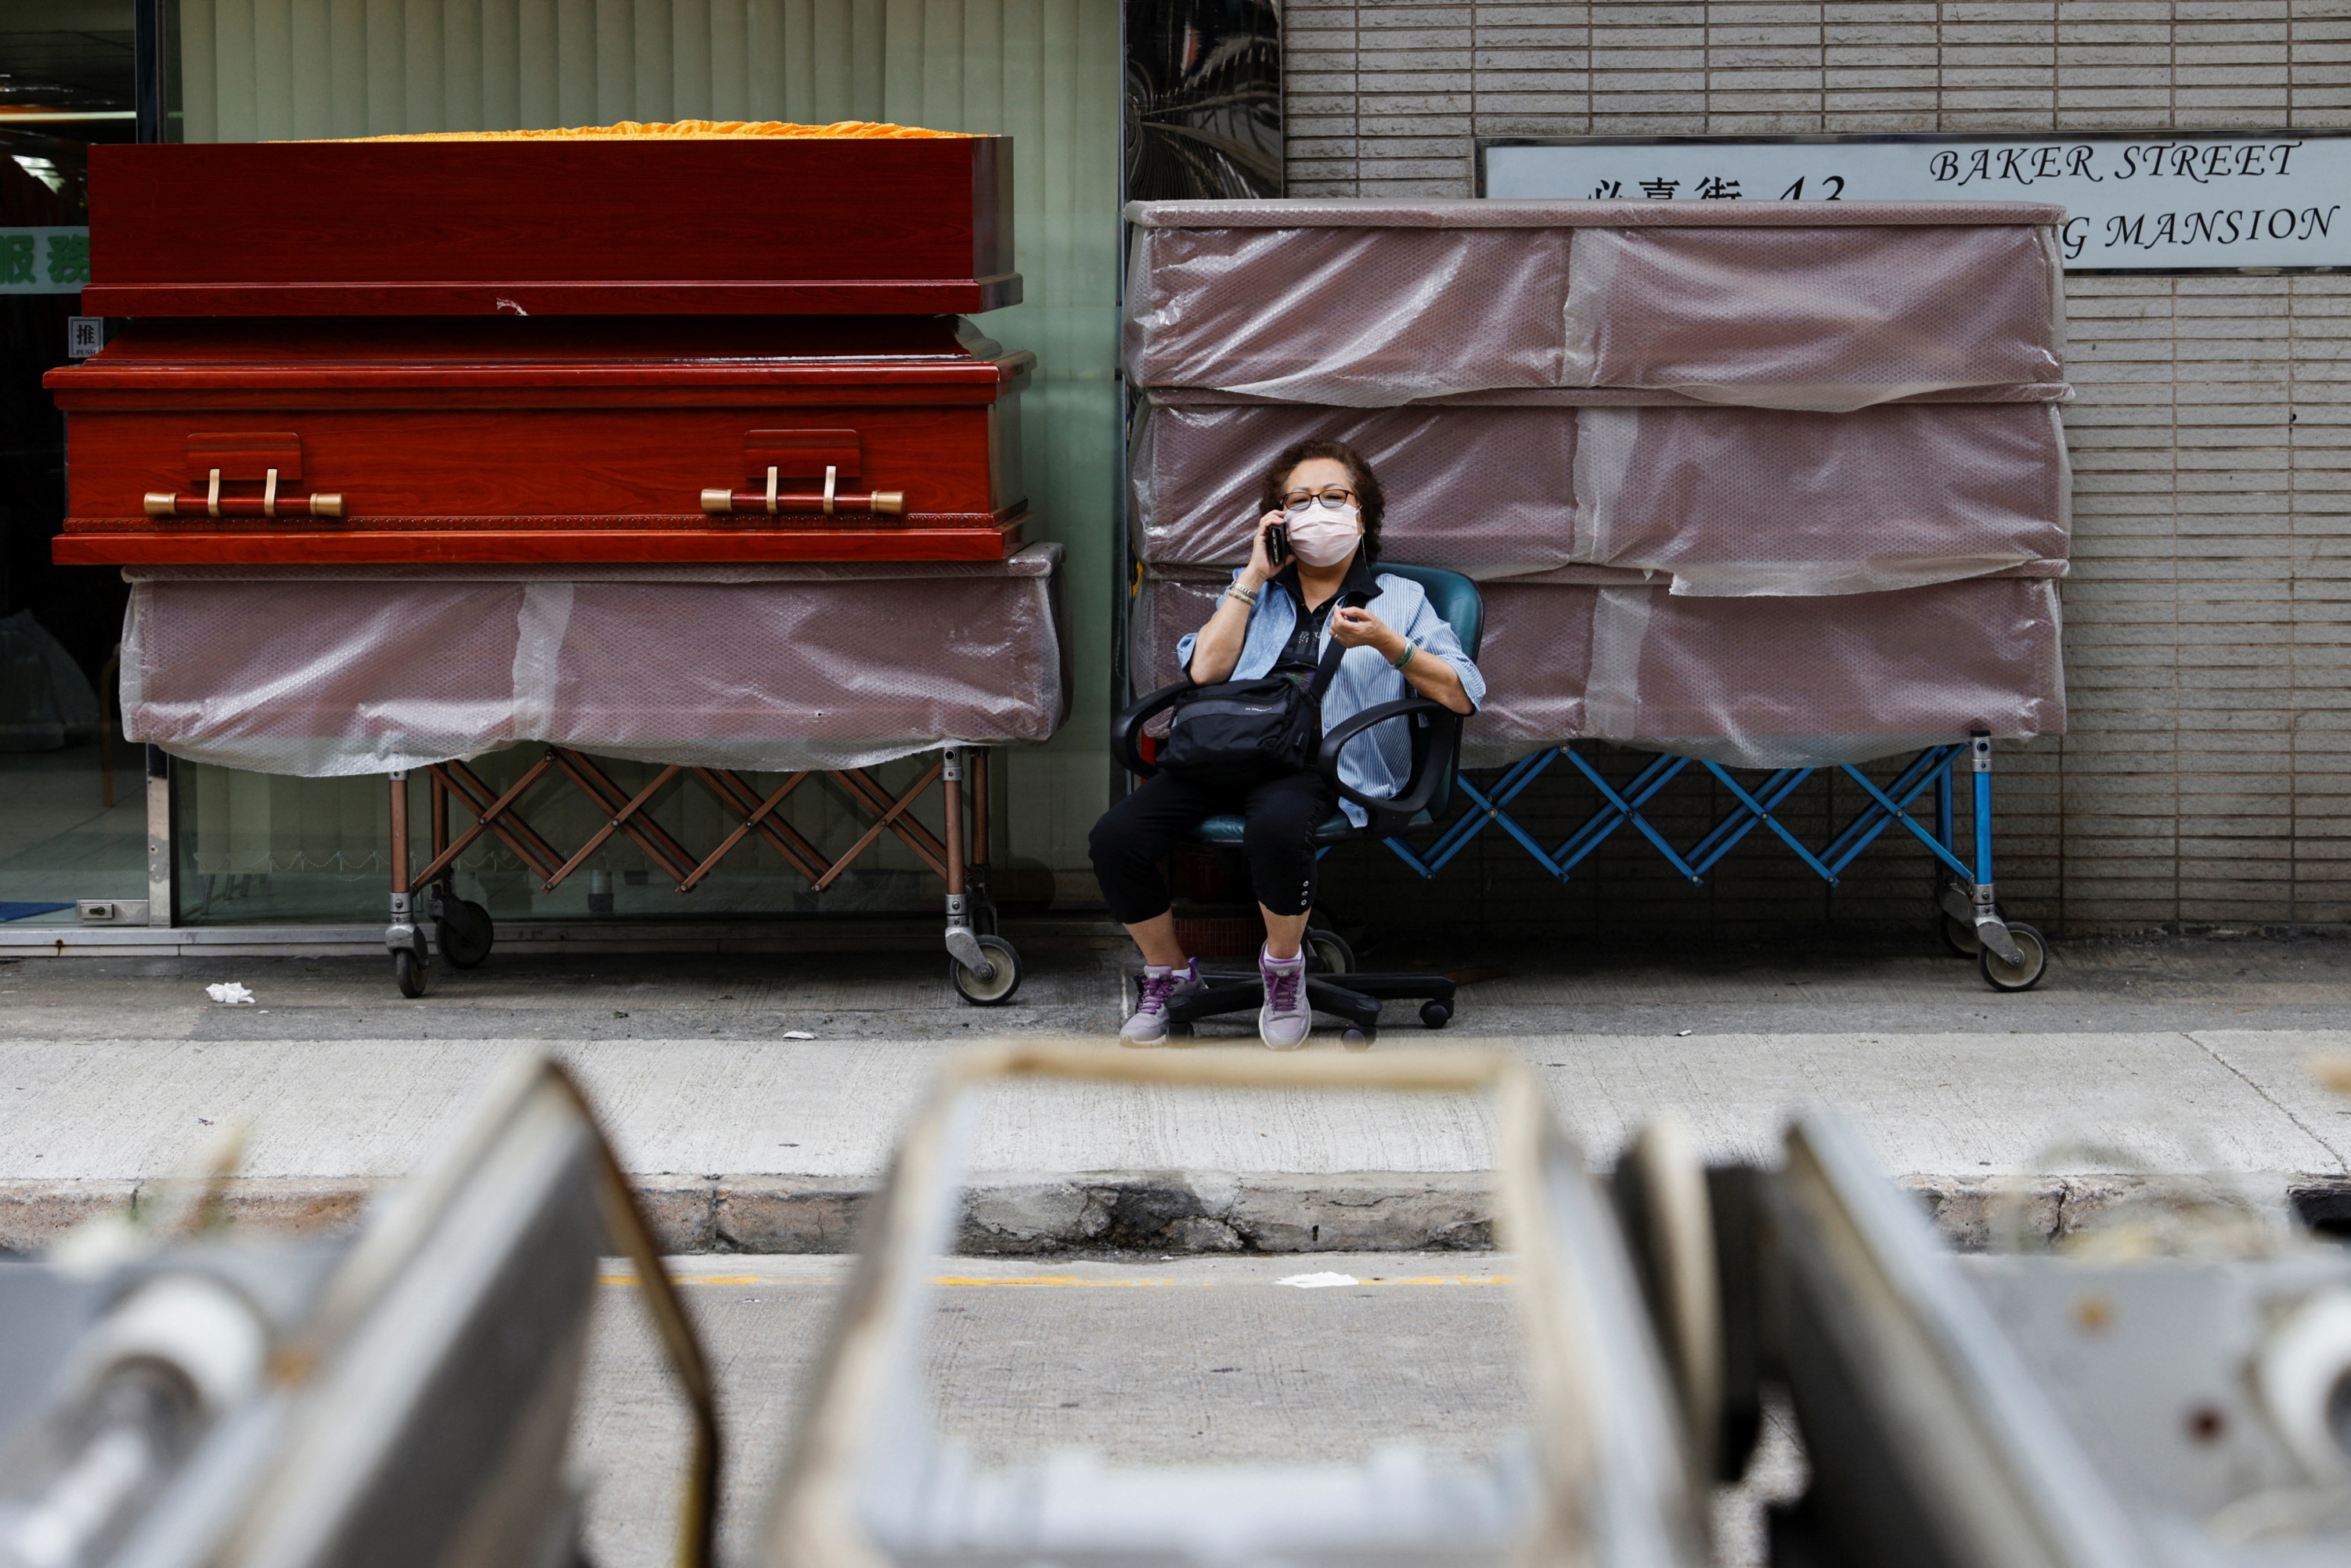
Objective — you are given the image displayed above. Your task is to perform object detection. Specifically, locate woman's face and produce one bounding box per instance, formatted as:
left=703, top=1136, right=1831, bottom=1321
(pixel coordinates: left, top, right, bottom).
left=1275, top=457, right=1365, bottom=567
left=1280, top=457, right=1358, bottom=515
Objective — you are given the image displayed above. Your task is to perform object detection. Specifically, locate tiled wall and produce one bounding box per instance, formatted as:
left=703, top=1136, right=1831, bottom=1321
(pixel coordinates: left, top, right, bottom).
left=1282, top=1, right=2351, bottom=935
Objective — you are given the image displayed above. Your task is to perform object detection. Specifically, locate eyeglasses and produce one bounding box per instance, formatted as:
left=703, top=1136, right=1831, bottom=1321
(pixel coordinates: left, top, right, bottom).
left=1282, top=487, right=1357, bottom=513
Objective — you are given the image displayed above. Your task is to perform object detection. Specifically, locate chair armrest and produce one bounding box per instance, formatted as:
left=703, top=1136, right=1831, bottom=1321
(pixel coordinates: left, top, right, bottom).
left=1316, top=697, right=1461, bottom=834
left=1111, top=680, right=1195, bottom=778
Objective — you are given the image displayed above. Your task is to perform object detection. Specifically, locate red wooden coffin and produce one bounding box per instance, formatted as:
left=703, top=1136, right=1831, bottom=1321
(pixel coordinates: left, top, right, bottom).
left=49, top=317, right=1031, bottom=565
left=80, top=135, right=1018, bottom=316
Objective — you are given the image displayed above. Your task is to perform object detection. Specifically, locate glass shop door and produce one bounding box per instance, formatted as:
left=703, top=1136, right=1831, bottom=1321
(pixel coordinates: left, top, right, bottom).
left=0, top=2, right=164, bottom=928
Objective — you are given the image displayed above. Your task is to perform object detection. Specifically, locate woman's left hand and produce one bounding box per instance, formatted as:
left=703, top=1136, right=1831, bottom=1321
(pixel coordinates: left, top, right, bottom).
left=1329, top=606, right=1399, bottom=656
left=1334, top=605, right=1474, bottom=713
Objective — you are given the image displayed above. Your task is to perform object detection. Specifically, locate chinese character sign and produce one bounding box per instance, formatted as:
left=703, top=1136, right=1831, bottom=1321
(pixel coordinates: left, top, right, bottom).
left=1480, top=137, right=2350, bottom=270
left=0, top=229, right=93, bottom=294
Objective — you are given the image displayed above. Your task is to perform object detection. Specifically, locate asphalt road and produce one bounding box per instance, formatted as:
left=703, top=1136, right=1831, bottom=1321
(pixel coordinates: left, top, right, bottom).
left=573, top=1253, right=1804, bottom=1568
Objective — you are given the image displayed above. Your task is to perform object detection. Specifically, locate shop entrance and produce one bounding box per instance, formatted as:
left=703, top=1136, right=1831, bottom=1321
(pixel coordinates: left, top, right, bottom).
left=0, top=3, right=153, bottom=925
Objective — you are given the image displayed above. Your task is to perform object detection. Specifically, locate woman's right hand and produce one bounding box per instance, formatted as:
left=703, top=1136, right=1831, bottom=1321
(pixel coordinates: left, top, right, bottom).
left=1242, top=510, right=1285, bottom=586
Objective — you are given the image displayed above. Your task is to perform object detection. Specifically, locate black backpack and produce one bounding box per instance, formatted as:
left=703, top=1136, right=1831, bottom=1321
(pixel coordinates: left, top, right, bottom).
left=1156, top=590, right=1365, bottom=791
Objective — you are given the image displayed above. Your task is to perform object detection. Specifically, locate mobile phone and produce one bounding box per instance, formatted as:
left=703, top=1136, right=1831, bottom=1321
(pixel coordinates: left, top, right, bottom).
left=1264, top=522, right=1289, bottom=565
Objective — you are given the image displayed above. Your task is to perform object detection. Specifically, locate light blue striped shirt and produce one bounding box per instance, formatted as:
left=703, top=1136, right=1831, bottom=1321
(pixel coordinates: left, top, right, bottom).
left=1177, top=568, right=1486, bottom=827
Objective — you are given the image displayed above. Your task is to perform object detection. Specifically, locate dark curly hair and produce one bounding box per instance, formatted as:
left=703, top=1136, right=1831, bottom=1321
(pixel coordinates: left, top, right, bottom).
left=1256, top=438, right=1383, bottom=562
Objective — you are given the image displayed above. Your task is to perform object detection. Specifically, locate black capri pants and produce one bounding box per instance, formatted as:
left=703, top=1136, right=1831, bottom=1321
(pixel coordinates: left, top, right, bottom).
left=1089, top=768, right=1337, bottom=925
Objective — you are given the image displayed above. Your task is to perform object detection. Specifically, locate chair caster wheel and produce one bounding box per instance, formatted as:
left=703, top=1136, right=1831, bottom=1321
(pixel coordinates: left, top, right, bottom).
left=1342, top=1026, right=1375, bottom=1050
left=1419, top=1000, right=1452, bottom=1029
left=1978, top=921, right=2049, bottom=993
left=393, top=947, right=430, bottom=998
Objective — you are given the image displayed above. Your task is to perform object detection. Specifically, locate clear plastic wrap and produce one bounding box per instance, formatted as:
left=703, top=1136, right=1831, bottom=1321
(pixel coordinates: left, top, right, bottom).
left=1571, top=578, right=2065, bottom=770
left=1133, top=568, right=2063, bottom=771
left=1123, top=223, right=1568, bottom=407
left=1571, top=402, right=2070, bottom=595
left=121, top=546, right=1067, bottom=777
left=1561, top=224, right=2066, bottom=413
left=1130, top=400, right=1580, bottom=571
left=1124, top=200, right=2070, bottom=409
left=1134, top=401, right=2068, bottom=594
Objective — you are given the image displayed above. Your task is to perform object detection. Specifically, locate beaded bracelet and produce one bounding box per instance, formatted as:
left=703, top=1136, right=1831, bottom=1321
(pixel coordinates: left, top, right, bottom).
left=1224, top=585, right=1259, bottom=608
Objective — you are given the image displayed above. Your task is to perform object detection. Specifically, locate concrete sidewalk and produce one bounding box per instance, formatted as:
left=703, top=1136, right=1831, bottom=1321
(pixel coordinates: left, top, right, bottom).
left=2, top=932, right=2348, bottom=1253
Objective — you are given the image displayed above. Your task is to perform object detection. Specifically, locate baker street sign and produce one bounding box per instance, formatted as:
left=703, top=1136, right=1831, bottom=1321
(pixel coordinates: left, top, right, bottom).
left=1478, top=134, right=2349, bottom=272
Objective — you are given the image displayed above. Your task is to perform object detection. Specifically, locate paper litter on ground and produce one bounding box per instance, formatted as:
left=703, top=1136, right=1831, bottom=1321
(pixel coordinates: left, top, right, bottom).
left=781, top=1030, right=816, bottom=1040
left=1276, top=1272, right=1358, bottom=1289
left=204, top=982, right=255, bottom=1005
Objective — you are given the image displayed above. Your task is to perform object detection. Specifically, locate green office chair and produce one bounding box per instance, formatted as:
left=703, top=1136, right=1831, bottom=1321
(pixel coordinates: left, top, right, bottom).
left=1110, top=564, right=1484, bottom=1044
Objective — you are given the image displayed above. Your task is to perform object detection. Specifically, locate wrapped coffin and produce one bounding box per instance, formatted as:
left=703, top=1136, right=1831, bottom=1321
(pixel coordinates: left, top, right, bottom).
left=1131, top=398, right=2070, bottom=596
left=1133, top=569, right=2066, bottom=770
left=1124, top=199, right=2068, bottom=410
left=121, top=546, right=1069, bottom=776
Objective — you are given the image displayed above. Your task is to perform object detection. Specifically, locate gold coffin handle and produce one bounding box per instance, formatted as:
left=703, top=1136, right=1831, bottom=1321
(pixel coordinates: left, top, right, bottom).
left=701, top=486, right=905, bottom=517
left=143, top=487, right=344, bottom=519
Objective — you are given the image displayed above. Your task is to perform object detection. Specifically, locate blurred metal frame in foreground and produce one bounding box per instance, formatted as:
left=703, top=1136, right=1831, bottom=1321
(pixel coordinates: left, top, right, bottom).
left=753, top=1040, right=1712, bottom=1568
left=1760, top=1111, right=2351, bottom=1566
left=0, top=1055, right=719, bottom=1568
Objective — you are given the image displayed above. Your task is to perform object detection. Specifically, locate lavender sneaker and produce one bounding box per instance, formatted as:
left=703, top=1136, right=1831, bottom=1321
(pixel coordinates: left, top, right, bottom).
left=1258, top=943, right=1311, bottom=1049
left=1121, top=958, right=1203, bottom=1045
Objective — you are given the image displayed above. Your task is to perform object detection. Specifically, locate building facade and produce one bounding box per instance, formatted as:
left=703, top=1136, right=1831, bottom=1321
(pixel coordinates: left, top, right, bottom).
left=5, top=2, right=2341, bottom=941
left=1289, top=2, right=2351, bottom=935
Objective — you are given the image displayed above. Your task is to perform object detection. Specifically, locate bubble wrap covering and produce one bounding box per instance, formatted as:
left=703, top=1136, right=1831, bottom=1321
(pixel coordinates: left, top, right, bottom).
left=1134, top=568, right=2063, bottom=770
left=1124, top=200, right=2069, bottom=412
left=120, top=546, right=1066, bottom=777
left=1131, top=400, right=2069, bottom=596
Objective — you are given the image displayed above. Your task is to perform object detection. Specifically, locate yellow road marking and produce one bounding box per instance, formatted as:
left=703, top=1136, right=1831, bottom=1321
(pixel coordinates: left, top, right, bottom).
left=931, top=1275, right=1190, bottom=1288
left=601, top=1271, right=1517, bottom=1288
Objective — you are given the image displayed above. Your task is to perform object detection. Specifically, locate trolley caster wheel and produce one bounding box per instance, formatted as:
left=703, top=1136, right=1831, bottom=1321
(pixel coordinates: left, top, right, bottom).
left=1939, top=912, right=1980, bottom=957
left=436, top=898, right=494, bottom=969
left=952, top=935, right=1022, bottom=1006
left=393, top=947, right=431, bottom=999
left=1978, top=922, right=2049, bottom=993
left=1939, top=903, right=2006, bottom=958
left=1419, top=1000, right=1453, bottom=1029
left=1305, top=928, right=1354, bottom=975
left=1342, top=1025, right=1376, bottom=1050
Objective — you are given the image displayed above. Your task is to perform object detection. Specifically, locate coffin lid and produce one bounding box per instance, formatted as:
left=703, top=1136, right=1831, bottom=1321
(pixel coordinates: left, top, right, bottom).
left=82, top=136, right=1020, bottom=316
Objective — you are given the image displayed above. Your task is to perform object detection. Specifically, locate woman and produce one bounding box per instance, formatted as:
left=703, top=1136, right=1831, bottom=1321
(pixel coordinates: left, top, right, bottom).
left=1091, top=439, right=1484, bottom=1048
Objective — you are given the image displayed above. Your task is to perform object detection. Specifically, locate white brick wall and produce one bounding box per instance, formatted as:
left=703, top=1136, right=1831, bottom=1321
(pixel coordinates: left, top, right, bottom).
left=1285, top=0, right=2351, bottom=932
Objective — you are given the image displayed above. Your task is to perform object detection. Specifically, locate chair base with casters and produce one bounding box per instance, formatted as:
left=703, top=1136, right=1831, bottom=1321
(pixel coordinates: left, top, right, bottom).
left=1110, top=564, right=1484, bottom=1046
left=1122, top=913, right=1459, bottom=1046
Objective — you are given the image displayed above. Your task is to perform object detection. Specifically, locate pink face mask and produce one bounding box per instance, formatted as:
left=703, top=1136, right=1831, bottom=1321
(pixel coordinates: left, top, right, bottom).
left=1284, top=503, right=1361, bottom=567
